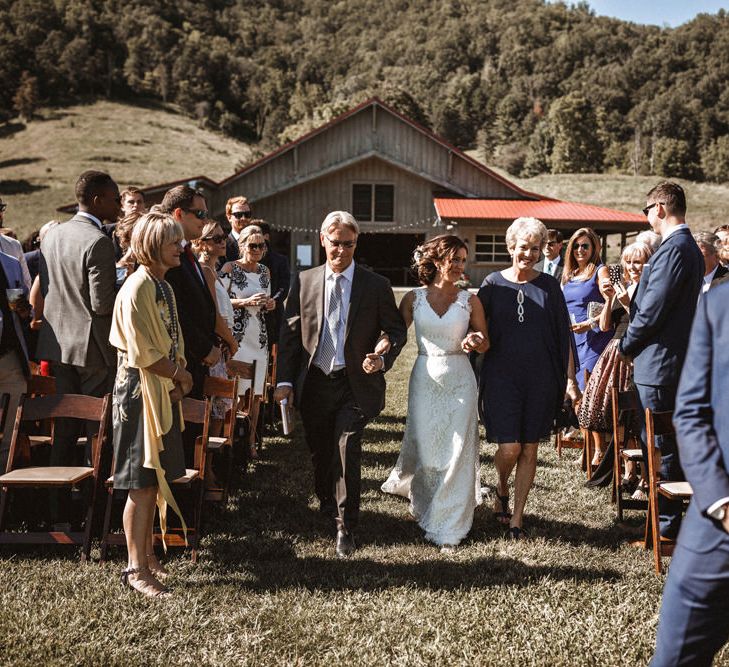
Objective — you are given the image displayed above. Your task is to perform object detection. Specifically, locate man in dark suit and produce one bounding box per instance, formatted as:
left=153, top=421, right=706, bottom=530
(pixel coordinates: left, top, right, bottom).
left=224, top=195, right=252, bottom=262
left=274, top=211, right=407, bottom=558
left=694, top=231, right=728, bottom=294
left=257, top=221, right=291, bottom=347
left=619, top=181, right=704, bottom=539
left=650, top=280, right=729, bottom=666
left=534, top=228, right=564, bottom=281
left=159, top=185, right=219, bottom=399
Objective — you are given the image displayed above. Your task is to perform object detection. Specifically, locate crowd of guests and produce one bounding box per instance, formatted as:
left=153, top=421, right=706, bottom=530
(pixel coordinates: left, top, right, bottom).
left=2, top=177, right=729, bottom=662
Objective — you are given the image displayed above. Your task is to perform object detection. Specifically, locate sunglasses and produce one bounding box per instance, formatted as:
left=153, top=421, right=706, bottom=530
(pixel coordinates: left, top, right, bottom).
left=183, top=208, right=208, bottom=220
left=203, top=234, right=227, bottom=243
left=232, top=210, right=252, bottom=219
left=546, top=241, right=560, bottom=247
left=0, top=204, right=6, bottom=212
left=642, top=202, right=664, bottom=216
left=574, top=243, right=591, bottom=251
left=246, top=242, right=265, bottom=250
left=325, top=235, right=356, bottom=249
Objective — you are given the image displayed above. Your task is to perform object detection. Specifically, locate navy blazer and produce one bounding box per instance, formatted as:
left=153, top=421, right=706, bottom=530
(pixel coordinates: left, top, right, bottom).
left=674, top=282, right=729, bottom=552
left=620, top=227, right=704, bottom=387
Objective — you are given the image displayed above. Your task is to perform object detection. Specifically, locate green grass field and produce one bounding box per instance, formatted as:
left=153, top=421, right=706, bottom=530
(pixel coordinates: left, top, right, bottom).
left=2, top=333, right=724, bottom=666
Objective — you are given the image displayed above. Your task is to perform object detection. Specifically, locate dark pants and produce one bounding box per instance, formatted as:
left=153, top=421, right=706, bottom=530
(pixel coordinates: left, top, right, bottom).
left=651, top=541, right=729, bottom=666
left=50, top=362, right=115, bottom=524
left=636, top=382, right=684, bottom=539
left=300, top=367, right=368, bottom=533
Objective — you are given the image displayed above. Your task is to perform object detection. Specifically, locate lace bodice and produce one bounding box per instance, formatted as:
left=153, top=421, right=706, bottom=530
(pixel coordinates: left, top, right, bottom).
left=412, top=287, right=471, bottom=356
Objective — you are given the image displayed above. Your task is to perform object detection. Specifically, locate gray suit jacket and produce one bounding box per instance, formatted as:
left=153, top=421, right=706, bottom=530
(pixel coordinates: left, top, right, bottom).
left=535, top=255, right=563, bottom=282
left=37, top=214, right=117, bottom=367
left=278, top=263, right=407, bottom=420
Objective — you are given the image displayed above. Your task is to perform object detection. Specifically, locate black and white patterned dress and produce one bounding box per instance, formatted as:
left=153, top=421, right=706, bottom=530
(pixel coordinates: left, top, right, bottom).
left=222, top=262, right=270, bottom=395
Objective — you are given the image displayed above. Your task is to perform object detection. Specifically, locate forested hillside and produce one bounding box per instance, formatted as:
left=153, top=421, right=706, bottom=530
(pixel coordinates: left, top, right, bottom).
left=2, top=0, right=729, bottom=182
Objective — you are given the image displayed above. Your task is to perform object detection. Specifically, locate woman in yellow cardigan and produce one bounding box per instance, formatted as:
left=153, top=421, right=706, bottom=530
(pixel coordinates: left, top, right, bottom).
left=109, top=212, right=193, bottom=598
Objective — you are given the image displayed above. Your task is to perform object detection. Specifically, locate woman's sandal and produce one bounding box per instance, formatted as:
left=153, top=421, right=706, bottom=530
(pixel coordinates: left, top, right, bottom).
left=120, top=567, right=171, bottom=598
left=493, top=491, right=512, bottom=525
left=146, top=554, right=169, bottom=581
left=508, top=526, right=529, bottom=540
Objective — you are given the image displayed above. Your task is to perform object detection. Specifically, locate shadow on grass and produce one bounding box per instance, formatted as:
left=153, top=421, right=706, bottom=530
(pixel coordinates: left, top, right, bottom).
left=0, top=122, right=25, bottom=138
left=0, top=179, right=49, bottom=195
left=0, top=157, right=44, bottom=169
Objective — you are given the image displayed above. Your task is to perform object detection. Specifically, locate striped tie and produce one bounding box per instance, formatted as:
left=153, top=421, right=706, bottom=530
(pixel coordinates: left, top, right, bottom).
left=318, top=274, right=343, bottom=372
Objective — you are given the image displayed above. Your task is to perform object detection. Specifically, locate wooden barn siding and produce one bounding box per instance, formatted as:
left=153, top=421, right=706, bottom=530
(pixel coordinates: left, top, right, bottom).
left=211, top=104, right=522, bottom=215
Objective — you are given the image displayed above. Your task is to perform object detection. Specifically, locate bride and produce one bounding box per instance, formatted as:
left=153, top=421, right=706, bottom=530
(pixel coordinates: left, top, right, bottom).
left=381, top=235, right=489, bottom=550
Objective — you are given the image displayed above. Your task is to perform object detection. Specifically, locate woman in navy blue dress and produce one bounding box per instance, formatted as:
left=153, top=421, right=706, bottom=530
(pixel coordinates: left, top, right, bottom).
left=478, top=218, right=578, bottom=539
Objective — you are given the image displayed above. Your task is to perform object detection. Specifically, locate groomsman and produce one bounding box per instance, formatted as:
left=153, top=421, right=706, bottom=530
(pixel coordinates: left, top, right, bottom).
left=535, top=229, right=564, bottom=280
left=651, top=280, right=729, bottom=666
left=274, top=211, right=406, bottom=558
left=224, top=195, right=252, bottom=262
left=619, top=181, right=704, bottom=539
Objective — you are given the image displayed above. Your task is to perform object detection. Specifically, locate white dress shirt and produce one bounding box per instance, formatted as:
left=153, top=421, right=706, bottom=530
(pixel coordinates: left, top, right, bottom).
left=0, top=233, right=31, bottom=291
left=702, top=266, right=719, bottom=294
left=76, top=210, right=103, bottom=230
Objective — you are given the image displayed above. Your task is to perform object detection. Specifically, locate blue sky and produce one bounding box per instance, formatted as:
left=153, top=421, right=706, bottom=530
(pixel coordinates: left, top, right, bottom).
left=550, top=1, right=729, bottom=27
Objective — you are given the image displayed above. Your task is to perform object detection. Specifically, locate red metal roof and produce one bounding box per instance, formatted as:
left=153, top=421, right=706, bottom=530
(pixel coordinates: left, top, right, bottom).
left=434, top=197, right=646, bottom=226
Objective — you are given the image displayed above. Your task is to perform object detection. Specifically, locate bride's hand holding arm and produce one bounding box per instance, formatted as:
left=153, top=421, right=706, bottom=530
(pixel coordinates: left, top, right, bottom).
left=461, top=294, right=489, bottom=354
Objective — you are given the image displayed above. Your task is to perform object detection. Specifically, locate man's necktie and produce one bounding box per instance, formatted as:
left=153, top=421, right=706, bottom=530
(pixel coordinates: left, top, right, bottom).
left=318, top=274, right=343, bottom=372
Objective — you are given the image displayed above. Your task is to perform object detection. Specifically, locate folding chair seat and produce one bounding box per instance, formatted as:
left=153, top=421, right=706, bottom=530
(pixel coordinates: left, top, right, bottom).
left=644, top=408, right=693, bottom=574
left=100, top=396, right=212, bottom=564
left=0, top=393, right=112, bottom=561
left=610, top=382, right=647, bottom=520
left=203, top=374, right=239, bottom=503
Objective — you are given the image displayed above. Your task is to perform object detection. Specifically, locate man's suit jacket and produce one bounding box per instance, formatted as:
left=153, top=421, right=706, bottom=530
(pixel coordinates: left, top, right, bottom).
left=165, top=249, right=217, bottom=369
left=0, top=233, right=31, bottom=291
left=535, top=255, right=563, bottom=282
left=0, top=251, right=29, bottom=371
left=674, top=281, right=729, bottom=552
left=37, top=214, right=116, bottom=368
left=225, top=233, right=239, bottom=262
left=620, top=227, right=704, bottom=387
left=261, top=245, right=291, bottom=343
left=278, top=263, right=407, bottom=420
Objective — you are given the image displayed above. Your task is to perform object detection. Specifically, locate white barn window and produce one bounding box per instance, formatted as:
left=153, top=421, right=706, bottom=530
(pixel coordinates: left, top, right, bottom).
left=474, top=234, right=509, bottom=263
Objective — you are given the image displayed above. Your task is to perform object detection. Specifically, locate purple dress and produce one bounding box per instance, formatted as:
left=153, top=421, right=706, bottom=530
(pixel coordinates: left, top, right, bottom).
left=562, top=266, right=613, bottom=391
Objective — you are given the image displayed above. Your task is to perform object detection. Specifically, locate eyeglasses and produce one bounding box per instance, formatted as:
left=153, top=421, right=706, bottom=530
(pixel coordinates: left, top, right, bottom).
left=232, top=210, right=252, bottom=219
left=203, top=234, right=227, bottom=243
left=183, top=208, right=208, bottom=220
left=325, top=235, right=356, bottom=249
left=246, top=242, right=266, bottom=251
left=642, top=202, right=664, bottom=216
left=574, top=243, right=591, bottom=251
left=0, top=204, right=6, bottom=212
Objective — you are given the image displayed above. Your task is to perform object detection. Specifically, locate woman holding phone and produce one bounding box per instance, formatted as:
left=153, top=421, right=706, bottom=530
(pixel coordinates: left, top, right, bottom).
left=219, top=225, right=275, bottom=458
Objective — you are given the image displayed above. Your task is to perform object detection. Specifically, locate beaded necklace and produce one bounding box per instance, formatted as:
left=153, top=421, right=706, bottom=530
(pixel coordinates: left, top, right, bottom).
left=145, top=267, right=179, bottom=358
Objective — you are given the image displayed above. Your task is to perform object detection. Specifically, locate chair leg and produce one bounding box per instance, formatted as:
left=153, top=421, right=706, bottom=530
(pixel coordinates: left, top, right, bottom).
left=583, top=430, right=593, bottom=480
left=99, top=487, right=114, bottom=563
left=0, top=487, right=8, bottom=531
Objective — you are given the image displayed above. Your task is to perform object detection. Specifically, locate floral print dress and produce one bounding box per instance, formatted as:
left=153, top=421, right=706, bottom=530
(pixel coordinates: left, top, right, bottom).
left=223, top=262, right=270, bottom=396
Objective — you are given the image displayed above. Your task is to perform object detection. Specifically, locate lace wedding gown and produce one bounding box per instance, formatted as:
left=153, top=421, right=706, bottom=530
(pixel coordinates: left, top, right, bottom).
left=382, top=287, right=481, bottom=546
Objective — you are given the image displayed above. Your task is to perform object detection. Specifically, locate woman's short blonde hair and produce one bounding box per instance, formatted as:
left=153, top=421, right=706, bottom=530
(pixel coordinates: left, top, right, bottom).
left=237, top=224, right=267, bottom=258
left=130, top=212, right=183, bottom=266
left=620, top=241, right=653, bottom=283
left=505, top=217, right=548, bottom=251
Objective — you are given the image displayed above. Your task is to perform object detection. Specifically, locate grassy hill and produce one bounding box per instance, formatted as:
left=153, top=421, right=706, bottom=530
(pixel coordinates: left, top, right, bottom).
left=0, top=100, right=253, bottom=240
left=2, top=102, right=728, bottom=244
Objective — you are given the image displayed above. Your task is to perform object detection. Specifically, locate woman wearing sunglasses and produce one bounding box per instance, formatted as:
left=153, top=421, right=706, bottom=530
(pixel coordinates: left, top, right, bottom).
left=561, top=227, right=614, bottom=466
left=192, top=221, right=238, bottom=438
left=219, top=224, right=275, bottom=459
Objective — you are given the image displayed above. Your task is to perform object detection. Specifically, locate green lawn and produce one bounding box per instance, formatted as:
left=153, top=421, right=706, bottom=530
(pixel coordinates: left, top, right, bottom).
left=2, top=333, right=722, bottom=666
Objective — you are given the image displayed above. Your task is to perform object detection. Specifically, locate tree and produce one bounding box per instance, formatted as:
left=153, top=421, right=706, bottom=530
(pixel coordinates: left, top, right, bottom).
left=548, top=93, right=604, bottom=173
left=13, top=71, right=38, bottom=121
left=702, top=135, right=729, bottom=183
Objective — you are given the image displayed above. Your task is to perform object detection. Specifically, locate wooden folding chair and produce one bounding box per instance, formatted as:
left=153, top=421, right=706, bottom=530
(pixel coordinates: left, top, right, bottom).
left=25, top=374, right=57, bottom=449
left=644, top=408, right=693, bottom=574
left=0, top=393, right=10, bottom=447
left=227, top=359, right=260, bottom=461
left=263, top=343, right=278, bottom=431
left=610, top=383, right=646, bottom=521
left=100, top=396, right=213, bottom=564
left=203, top=374, right=239, bottom=503
left=555, top=370, right=591, bottom=475
left=0, top=393, right=112, bottom=561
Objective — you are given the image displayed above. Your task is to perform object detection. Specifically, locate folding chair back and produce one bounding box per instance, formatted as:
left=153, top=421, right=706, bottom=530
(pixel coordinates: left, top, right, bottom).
left=27, top=374, right=56, bottom=397
left=0, top=393, right=112, bottom=561
left=228, top=359, right=261, bottom=453
left=611, top=382, right=645, bottom=520
left=644, top=407, right=693, bottom=574
left=203, top=375, right=239, bottom=503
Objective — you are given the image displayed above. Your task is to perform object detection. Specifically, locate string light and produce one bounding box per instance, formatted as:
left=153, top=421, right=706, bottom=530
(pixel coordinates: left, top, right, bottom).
left=270, top=215, right=455, bottom=234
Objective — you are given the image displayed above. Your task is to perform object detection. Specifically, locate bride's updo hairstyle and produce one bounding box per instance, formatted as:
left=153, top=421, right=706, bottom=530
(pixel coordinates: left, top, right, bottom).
left=413, top=234, right=468, bottom=285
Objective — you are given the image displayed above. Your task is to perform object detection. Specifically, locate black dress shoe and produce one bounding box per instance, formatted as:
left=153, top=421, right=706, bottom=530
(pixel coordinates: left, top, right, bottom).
left=335, top=530, right=356, bottom=558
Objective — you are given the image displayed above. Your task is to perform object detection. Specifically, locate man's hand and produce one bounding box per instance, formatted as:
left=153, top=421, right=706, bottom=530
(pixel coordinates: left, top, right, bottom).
left=362, top=352, right=385, bottom=374
left=274, top=385, right=293, bottom=404
left=722, top=505, right=729, bottom=534
left=202, top=345, right=221, bottom=367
